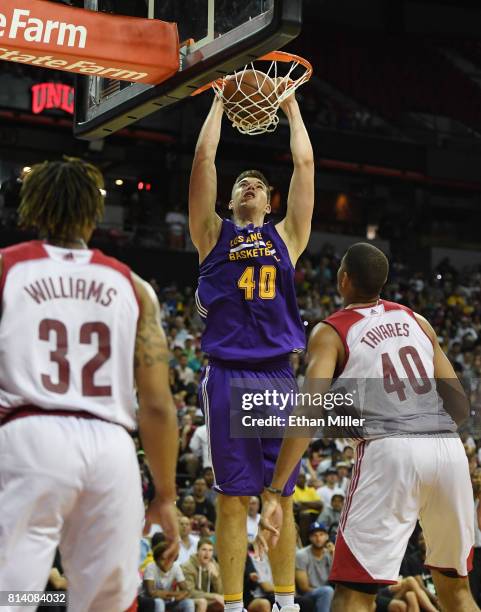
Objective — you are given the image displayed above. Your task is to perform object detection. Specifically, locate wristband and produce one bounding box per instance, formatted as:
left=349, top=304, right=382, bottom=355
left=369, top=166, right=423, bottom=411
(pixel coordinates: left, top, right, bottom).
left=265, top=485, right=283, bottom=495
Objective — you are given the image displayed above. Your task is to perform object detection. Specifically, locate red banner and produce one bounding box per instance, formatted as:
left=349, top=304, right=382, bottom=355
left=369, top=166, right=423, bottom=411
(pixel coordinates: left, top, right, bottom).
left=0, top=0, right=179, bottom=84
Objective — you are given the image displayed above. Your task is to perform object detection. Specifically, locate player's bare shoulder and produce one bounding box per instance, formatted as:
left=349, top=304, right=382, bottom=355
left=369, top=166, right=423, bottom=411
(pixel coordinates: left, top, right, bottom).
left=131, top=273, right=170, bottom=369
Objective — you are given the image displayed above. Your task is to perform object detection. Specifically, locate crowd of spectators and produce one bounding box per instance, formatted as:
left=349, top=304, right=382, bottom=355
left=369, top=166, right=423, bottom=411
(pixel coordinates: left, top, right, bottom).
left=47, top=245, right=481, bottom=611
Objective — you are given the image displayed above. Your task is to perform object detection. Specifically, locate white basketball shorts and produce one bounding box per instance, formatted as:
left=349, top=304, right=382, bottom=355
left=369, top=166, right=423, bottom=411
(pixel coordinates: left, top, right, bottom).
left=330, top=435, right=474, bottom=584
left=0, top=415, right=143, bottom=612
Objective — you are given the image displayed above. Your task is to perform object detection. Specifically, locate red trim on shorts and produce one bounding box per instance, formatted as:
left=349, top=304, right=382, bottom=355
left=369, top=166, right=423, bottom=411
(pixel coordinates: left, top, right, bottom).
left=329, top=529, right=396, bottom=584
left=90, top=249, right=141, bottom=311
left=124, top=599, right=138, bottom=612
left=340, top=440, right=366, bottom=531
left=323, top=309, right=364, bottom=375
left=1, top=405, right=110, bottom=427
left=425, top=546, right=473, bottom=577
left=0, top=240, right=47, bottom=301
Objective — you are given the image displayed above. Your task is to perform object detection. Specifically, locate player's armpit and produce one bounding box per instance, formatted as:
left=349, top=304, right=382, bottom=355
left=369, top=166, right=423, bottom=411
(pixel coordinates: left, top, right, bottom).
left=414, top=313, right=470, bottom=427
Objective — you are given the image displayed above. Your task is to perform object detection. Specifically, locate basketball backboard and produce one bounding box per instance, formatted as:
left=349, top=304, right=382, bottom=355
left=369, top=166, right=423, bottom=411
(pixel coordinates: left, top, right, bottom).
left=74, top=0, right=302, bottom=139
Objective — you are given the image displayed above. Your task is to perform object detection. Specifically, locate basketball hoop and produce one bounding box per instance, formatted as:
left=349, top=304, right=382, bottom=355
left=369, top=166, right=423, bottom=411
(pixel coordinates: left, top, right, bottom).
left=192, top=51, right=312, bottom=135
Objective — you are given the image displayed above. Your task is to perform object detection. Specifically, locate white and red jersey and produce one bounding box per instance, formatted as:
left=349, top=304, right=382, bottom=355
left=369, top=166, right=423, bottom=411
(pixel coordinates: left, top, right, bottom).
left=324, top=299, right=457, bottom=437
left=0, top=241, right=139, bottom=430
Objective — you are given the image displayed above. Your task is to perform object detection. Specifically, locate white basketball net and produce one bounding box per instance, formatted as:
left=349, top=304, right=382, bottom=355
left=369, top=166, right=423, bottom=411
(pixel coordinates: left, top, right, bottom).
left=213, top=52, right=312, bottom=136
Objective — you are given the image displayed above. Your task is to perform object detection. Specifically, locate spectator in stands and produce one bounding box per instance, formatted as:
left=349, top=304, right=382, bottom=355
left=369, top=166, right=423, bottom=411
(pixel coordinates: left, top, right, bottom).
left=293, top=471, right=324, bottom=545
left=295, top=522, right=334, bottom=612
left=334, top=461, right=350, bottom=492
left=180, top=495, right=197, bottom=519
left=302, top=447, right=323, bottom=485
left=202, top=467, right=217, bottom=504
left=182, top=539, right=224, bottom=612
left=178, top=414, right=199, bottom=480
left=242, top=553, right=273, bottom=612
left=316, top=468, right=344, bottom=508
left=165, top=205, right=187, bottom=249
left=248, top=546, right=314, bottom=612
left=143, top=540, right=195, bottom=612
left=246, top=496, right=261, bottom=543
left=178, top=517, right=200, bottom=565
left=317, top=493, right=344, bottom=533
left=190, top=423, right=210, bottom=469
left=176, top=354, right=196, bottom=387
left=188, top=347, right=204, bottom=373
left=192, top=478, right=216, bottom=523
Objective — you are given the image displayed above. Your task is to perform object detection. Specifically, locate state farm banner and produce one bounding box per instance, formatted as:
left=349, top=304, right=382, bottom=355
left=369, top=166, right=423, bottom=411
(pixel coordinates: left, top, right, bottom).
left=0, top=0, right=179, bottom=84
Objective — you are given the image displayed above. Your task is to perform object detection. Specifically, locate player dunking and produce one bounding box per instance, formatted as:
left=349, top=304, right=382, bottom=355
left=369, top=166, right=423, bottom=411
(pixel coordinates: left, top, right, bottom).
left=0, top=158, right=179, bottom=612
left=189, top=93, right=314, bottom=612
left=260, top=242, right=479, bottom=612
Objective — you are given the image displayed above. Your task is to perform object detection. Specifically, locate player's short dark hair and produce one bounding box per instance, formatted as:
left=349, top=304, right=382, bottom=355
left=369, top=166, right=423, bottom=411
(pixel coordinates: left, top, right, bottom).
left=343, top=243, right=389, bottom=297
left=18, top=156, right=104, bottom=239
left=232, top=170, right=271, bottom=202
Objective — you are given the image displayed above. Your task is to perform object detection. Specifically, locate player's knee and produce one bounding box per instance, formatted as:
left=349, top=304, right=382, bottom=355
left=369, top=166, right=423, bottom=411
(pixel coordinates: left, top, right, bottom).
left=217, top=493, right=249, bottom=515
left=387, top=600, right=407, bottom=612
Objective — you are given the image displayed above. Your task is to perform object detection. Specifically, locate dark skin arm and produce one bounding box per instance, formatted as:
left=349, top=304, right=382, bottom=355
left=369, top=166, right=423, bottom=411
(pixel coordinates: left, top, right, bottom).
left=258, top=323, right=343, bottom=550
left=414, top=313, right=470, bottom=427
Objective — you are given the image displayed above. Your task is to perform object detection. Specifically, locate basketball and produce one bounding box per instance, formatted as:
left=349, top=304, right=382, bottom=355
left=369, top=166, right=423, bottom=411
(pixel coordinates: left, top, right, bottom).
left=222, top=69, right=276, bottom=127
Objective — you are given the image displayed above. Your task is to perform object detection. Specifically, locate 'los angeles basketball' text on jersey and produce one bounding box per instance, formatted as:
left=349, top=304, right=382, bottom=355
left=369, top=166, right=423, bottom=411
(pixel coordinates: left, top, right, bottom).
left=196, top=219, right=305, bottom=363
left=0, top=241, right=139, bottom=430
left=324, top=299, right=457, bottom=437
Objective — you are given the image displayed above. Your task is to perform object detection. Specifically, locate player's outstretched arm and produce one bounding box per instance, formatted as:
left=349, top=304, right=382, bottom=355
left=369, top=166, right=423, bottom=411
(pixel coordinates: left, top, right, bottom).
left=269, top=323, right=342, bottom=491
left=132, top=273, right=179, bottom=562
left=189, top=96, right=224, bottom=260
left=258, top=324, right=341, bottom=550
left=414, top=313, right=470, bottom=427
left=276, top=94, right=314, bottom=264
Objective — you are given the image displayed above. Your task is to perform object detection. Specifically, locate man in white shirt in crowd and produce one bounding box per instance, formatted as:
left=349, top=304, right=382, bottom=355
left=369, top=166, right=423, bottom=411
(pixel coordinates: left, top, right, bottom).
left=247, top=496, right=261, bottom=543
left=144, top=540, right=195, bottom=612
left=178, top=517, right=200, bottom=565
left=190, top=424, right=210, bottom=469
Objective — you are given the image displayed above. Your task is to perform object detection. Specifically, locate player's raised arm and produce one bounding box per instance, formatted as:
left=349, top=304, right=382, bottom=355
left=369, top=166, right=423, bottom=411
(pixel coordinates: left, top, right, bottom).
left=189, top=96, right=224, bottom=260
left=276, top=94, right=314, bottom=264
left=414, top=313, right=470, bottom=427
left=132, top=274, right=179, bottom=562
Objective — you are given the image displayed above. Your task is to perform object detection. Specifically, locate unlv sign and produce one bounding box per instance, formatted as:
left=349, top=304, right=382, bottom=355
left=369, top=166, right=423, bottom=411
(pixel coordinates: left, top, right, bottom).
left=31, top=82, right=74, bottom=115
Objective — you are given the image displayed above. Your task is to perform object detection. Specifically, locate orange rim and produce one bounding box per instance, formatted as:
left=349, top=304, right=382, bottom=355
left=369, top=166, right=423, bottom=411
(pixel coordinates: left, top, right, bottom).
left=191, top=50, right=312, bottom=96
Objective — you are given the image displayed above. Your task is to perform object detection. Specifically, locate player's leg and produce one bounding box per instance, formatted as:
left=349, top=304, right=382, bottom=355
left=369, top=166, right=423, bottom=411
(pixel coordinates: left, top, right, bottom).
left=430, top=571, right=479, bottom=611
left=331, top=584, right=375, bottom=612
left=419, top=436, right=478, bottom=611
left=216, top=493, right=249, bottom=604
left=330, top=438, right=421, bottom=611
left=0, top=417, right=80, bottom=612
left=199, top=364, right=265, bottom=611
left=59, top=419, right=143, bottom=612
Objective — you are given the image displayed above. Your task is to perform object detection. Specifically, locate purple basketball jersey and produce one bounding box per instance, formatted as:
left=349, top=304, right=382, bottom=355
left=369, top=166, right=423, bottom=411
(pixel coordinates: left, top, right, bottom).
left=196, top=219, right=305, bottom=363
